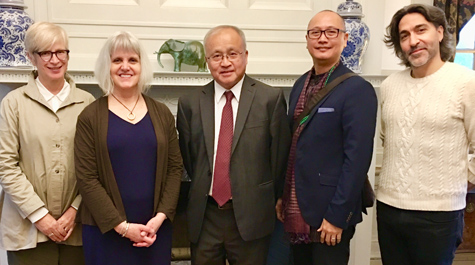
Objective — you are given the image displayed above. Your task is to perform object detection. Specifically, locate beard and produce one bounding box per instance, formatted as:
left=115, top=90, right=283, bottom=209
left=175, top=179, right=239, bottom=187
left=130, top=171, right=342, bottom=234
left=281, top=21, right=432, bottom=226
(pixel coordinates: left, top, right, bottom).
left=404, top=45, right=436, bottom=68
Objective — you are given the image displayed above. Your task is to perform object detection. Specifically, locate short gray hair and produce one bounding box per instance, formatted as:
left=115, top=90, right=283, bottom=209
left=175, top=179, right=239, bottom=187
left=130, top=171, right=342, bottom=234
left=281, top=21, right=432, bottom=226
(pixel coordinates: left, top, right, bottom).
left=95, top=31, right=152, bottom=95
left=203, top=25, right=247, bottom=55
left=25, top=22, right=68, bottom=55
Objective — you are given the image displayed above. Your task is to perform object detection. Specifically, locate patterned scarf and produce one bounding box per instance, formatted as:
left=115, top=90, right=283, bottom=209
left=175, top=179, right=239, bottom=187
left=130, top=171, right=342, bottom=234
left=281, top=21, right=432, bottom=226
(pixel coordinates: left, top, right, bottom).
left=282, top=62, right=338, bottom=244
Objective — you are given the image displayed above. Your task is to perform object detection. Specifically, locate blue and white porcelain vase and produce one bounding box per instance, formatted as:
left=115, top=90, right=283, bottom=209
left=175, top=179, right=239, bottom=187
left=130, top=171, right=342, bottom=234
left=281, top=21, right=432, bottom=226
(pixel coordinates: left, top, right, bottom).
left=337, top=0, right=369, bottom=73
left=0, top=0, right=34, bottom=67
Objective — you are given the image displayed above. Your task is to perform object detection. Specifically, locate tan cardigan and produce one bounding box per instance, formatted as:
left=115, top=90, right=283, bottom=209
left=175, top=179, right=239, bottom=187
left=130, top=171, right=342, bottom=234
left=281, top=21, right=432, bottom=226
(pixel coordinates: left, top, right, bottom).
left=0, top=72, right=95, bottom=250
left=74, top=95, right=182, bottom=233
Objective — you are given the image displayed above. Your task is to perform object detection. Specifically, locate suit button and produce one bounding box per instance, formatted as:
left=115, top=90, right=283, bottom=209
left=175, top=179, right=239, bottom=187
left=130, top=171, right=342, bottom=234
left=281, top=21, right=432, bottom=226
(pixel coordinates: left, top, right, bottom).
left=346, top=212, right=353, bottom=223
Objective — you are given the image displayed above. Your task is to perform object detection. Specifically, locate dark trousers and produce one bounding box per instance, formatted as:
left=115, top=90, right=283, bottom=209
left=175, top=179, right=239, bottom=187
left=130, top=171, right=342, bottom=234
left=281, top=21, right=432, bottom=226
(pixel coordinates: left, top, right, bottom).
left=266, top=218, right=292, bottom=265
left=377, top=201, right=464, bottom=265
left=291, top=225, right=355, bottom=265
left=7, top=241, right=85, bottom=265
left=191, top=198, right=271, bottom=265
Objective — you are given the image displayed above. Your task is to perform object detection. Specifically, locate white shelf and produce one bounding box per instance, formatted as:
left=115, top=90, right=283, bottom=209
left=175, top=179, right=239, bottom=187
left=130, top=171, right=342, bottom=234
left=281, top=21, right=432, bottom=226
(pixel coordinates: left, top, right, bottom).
left=0, top=67, right=387, bottom=88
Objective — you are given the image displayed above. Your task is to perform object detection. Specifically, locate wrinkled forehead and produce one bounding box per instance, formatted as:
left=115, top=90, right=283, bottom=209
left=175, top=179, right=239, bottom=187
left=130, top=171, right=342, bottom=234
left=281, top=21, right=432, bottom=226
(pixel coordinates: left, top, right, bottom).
left=205, top=29, right=245, bottom=52
left=398, top=12, right=431, bottom=31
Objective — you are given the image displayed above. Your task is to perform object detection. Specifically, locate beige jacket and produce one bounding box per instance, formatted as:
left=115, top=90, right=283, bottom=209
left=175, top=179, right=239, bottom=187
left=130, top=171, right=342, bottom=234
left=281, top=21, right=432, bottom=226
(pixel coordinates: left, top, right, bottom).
left=0, top=72, right=95, bottom=251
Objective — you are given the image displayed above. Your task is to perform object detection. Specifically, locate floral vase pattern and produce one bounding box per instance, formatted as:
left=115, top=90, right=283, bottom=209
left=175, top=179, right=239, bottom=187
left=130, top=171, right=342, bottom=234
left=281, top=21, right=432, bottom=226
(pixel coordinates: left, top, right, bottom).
left=0, top=3, right=34, bottom=67
left=337, top=0, right=369, bottom=74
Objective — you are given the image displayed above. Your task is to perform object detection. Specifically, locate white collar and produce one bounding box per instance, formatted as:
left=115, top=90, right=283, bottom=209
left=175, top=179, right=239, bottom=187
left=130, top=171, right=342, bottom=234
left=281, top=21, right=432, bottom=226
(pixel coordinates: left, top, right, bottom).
left=214, top=76, right=244, bottom=104
left=35, top=78, right=70, bottom=102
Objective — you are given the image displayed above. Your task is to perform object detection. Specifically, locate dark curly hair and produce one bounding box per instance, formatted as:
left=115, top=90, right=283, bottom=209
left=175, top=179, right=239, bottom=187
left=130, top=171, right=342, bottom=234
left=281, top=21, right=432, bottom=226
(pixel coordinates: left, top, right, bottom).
left=383, top=4, right=454, bottom=67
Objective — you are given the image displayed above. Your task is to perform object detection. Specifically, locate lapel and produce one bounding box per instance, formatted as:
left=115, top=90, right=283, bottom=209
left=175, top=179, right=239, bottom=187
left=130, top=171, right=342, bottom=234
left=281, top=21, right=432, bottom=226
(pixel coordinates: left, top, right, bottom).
left=232, top=75, right=256, bottom=154
left=200, top=82, right=216, bottom=171
left=303, top=63, right=351, bottom=129
left=58, top=75, right=85, bottom=109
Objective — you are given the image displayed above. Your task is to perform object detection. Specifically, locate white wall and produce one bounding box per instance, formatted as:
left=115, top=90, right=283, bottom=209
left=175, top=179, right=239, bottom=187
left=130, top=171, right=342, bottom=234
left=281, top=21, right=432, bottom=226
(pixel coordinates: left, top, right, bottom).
left=19, top=0, right=396, bottom=76
left=12, top=0, right=437, bottom=81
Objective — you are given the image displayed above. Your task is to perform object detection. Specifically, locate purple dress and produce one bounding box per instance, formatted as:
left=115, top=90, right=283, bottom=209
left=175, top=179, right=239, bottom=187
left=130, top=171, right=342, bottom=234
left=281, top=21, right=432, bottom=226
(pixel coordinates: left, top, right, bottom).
left=82, top=111, right=172, bottom=265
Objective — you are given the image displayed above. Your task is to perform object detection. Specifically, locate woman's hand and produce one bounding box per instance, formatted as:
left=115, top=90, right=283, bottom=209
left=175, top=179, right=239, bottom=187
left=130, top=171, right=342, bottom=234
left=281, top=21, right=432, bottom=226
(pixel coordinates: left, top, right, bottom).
left=125, top=223, right=156, bottom=246
left=57, top=207, right=77, bottom=241
left=114, top=221, right=155, bottom=246
left=133, top=213, right=167, bottom=247
left=34, top=214, right=67, bottom=242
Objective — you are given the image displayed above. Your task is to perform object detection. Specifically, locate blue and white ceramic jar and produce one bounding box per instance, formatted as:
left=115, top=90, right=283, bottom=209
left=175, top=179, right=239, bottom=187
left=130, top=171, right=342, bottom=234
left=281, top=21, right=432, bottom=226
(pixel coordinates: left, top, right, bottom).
left=337, top=0, right=370, bottom=73
left=0, top=0, right=33, bottom=67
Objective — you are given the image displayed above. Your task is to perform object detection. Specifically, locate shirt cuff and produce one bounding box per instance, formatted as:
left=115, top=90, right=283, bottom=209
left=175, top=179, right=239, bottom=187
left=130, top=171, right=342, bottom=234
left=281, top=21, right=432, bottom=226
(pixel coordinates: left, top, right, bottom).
left=27, top=207, right=49, bottom=223
left=71, top=195, right=82, bottom=210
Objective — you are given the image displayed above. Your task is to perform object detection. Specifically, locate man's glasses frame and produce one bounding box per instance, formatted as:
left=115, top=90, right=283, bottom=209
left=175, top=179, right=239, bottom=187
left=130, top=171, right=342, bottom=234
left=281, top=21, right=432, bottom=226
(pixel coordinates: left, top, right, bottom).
left=206, top=51, right=243, bottom=63
left=307, top=28, right=346, bottom=39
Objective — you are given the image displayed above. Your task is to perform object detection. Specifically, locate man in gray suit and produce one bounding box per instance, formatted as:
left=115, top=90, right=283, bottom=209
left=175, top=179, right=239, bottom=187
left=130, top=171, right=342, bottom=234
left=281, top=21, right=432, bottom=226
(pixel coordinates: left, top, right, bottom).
left=177, top=25, right=290, bottom=265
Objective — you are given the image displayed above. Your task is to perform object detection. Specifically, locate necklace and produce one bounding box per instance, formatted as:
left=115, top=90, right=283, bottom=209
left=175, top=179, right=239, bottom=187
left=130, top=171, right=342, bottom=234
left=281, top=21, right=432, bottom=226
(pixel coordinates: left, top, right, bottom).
left=111, top=93, right=140, bottom=120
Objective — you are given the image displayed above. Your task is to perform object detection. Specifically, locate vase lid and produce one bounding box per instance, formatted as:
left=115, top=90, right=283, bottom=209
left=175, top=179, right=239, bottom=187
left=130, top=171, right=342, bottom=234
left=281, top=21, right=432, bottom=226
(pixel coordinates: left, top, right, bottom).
left=337, top=0, right=363, bottom=18
left=0, top=0, right=27, bottom=8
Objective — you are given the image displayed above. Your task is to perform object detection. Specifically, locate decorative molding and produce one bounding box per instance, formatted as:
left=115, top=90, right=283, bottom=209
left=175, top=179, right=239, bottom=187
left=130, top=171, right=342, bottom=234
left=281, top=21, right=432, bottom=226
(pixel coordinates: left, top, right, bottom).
left=159, top=0, right=228, bottom=8
left=66, top=32, right=305, bottom=45
left=53, top=19, right=307, bottom=31
left=69, top=0, right=138, bottom=5
left=0, top=68, right=33, bottom=83
left=0, top=68, right=387, bottom=88
left=249, top=0, right=313, bottom=11
left=363, top=76, right=385, bottom=88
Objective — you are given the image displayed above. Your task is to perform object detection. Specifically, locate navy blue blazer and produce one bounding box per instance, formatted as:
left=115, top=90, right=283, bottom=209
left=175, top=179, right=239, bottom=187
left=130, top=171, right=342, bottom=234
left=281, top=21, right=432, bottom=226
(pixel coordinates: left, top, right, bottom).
left=288, top=63, right=377, bottom=230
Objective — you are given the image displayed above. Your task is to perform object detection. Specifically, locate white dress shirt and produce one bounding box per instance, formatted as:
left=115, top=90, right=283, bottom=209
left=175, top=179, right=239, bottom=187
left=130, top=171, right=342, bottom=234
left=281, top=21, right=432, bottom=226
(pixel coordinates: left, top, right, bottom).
left=209, top=77, right=244, bottom=195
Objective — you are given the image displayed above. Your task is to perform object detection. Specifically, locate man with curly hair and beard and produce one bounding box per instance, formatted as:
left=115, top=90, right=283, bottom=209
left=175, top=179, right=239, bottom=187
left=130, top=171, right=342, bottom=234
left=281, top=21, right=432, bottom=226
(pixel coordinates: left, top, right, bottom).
left=377, top=4, right=475, bottom=265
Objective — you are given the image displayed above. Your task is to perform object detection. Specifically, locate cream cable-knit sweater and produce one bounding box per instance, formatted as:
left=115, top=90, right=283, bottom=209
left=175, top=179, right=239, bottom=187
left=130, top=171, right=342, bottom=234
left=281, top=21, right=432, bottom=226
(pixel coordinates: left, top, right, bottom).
left=378, top=62, right=475, bottom=211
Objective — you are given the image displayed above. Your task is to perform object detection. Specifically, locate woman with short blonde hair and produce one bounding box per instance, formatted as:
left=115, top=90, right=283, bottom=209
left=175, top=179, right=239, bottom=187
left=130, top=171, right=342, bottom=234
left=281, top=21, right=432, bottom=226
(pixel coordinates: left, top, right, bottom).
left=0, top=21, right=95, bottom=265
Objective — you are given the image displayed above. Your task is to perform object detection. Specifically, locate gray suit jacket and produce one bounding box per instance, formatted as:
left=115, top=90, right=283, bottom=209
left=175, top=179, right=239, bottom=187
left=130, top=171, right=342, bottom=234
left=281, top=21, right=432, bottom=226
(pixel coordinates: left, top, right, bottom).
left=177, top=75, right=290, bottom=243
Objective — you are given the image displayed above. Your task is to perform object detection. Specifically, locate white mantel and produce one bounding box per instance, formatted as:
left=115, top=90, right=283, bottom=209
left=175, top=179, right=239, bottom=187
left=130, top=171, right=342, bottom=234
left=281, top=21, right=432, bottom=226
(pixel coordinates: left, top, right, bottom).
left=0, top=68, right=386, bottom=88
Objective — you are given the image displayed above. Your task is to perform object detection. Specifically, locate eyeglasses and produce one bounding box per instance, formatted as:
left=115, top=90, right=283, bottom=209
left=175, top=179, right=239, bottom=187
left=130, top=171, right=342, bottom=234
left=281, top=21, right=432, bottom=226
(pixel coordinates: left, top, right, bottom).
left=307, top=28, right=346, bottom=39
left=207, top=51, right=243, bottom=63
left=35, top=50, right=70, bottom=62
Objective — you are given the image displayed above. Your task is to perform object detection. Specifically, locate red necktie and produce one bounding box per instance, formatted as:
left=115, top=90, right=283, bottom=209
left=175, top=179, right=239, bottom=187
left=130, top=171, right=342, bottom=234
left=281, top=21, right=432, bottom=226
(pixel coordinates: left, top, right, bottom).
left=212, top=91, right=234, bottom=206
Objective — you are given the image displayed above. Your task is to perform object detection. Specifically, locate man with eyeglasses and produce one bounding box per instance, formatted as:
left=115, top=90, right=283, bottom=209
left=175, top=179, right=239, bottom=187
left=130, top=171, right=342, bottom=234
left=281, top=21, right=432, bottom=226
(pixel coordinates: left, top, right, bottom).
left=177, top=25, right=290, bottom=265
left=275, top=10, right=377, bottom=265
